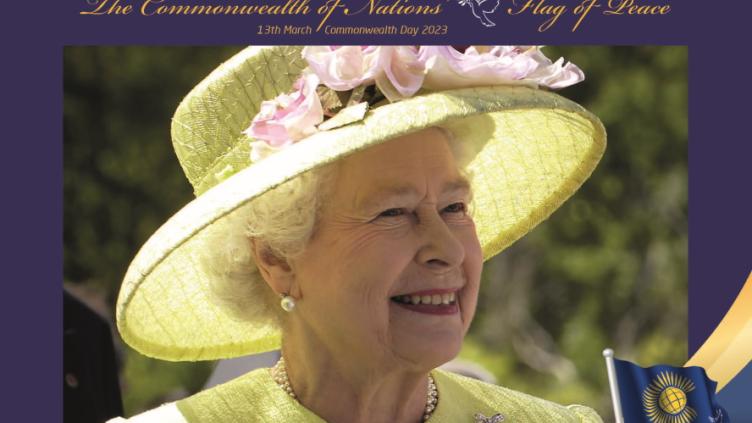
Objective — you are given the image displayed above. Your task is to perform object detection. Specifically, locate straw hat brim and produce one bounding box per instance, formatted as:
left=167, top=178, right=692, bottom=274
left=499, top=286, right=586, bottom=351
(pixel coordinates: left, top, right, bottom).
left=116, top=48, right=606, bottom=362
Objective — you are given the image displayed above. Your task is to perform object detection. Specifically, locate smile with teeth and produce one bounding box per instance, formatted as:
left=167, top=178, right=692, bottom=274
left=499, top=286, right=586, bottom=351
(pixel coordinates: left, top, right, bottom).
left=391, top=292, right=457, bottom=305
left=390, top=289, right=460, bottom=315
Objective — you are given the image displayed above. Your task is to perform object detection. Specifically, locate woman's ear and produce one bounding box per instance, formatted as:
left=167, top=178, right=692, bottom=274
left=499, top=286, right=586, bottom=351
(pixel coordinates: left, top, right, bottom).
left=250, top=239, right=295, bottom=297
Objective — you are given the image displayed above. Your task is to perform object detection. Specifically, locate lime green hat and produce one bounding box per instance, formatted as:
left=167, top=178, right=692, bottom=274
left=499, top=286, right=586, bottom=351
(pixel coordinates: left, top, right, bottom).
left=116, top=46, right=606, bottom=361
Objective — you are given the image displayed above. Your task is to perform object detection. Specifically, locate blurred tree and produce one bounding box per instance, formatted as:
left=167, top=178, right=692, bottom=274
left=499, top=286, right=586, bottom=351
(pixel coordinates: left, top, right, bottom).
left=464, top=46, right=688, bottom=415
left=64, top=46, right=243, bottom=412
left=64, top=46, right=687, bottom=417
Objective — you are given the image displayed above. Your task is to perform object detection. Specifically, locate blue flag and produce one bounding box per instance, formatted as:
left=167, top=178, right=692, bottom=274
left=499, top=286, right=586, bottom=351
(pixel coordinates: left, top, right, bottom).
left=613, top=358, right=730, bottom=423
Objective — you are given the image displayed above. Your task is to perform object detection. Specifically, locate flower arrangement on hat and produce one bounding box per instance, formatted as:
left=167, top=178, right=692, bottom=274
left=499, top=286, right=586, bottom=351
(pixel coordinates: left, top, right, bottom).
left=109, top=45, right=605, bottom=423
left=246, top=46, right=584, bottom=162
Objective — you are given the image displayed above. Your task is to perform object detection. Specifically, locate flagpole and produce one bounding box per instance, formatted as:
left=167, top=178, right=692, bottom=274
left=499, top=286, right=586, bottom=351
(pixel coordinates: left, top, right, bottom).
left=603, top=348, right=624, bottom=423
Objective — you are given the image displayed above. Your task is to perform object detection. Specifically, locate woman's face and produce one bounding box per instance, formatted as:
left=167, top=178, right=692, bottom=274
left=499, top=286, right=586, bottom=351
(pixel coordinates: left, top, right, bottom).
left=290, top=127, right=483, bottom=371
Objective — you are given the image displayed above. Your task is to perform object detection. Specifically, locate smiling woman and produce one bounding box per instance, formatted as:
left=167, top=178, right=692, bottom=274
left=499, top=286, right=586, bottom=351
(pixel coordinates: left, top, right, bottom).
left=106, top=45, right=606, bottom=423
left=276, top=129, right=482, bottom=380
left=204, top=126, right=470, bottom=334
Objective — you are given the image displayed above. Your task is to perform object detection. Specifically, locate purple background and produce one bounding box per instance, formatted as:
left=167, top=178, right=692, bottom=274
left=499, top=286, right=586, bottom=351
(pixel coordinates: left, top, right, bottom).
left=4, top=0, right=750, bottom=420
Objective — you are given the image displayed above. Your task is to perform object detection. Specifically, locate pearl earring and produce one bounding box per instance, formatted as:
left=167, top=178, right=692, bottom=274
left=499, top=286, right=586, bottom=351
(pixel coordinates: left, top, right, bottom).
left=280, top=294, right=296, bottom=312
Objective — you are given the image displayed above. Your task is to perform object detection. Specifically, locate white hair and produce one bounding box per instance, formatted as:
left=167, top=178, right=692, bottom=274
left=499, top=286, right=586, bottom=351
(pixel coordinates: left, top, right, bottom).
left=200, top=164, right=337, bottom=326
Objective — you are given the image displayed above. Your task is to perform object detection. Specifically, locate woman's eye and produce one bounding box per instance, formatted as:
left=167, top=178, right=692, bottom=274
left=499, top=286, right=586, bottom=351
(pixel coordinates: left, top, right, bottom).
left=443, top=202, right=467, bottom=214
left=378, top=208, right=406, bottom=218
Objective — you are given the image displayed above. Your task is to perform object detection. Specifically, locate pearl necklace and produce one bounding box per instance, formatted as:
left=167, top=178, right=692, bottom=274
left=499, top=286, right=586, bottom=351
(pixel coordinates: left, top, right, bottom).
left=271, top=358, right=439, bottom=421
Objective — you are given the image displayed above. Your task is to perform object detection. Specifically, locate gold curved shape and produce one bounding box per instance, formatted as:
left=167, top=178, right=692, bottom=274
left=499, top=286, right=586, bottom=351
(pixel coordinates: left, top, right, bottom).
left=685, top=271, right=752, bottom=391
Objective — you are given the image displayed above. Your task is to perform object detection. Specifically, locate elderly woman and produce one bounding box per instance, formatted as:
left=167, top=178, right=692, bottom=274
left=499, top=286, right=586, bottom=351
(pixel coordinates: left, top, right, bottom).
left=109, top=46, right=606, bottom=422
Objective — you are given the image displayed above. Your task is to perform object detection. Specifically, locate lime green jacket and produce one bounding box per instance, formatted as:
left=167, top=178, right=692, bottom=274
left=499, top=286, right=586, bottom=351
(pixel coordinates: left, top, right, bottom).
left=109, top=368, right=602, bottom=422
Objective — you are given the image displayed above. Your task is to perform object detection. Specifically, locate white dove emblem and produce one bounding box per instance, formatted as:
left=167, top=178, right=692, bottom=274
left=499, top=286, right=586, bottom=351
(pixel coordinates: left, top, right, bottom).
left=457, top=0, right=501, bottom=27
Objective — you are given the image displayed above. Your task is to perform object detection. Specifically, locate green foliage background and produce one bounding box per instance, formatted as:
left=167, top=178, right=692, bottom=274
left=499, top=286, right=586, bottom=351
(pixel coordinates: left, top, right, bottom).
left=64, top=46, right=688, bottom=418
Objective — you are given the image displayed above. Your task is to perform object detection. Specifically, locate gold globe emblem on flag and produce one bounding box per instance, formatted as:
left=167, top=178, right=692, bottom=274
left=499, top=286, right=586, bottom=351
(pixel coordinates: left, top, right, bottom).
left=642, top=371, right=698, bottom=423
left=659, top=386, right=686, bottom=414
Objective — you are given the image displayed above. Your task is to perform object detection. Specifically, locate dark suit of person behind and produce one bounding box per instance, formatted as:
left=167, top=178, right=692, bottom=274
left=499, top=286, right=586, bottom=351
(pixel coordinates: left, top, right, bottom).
left=64, top=289, right=123, bottom=423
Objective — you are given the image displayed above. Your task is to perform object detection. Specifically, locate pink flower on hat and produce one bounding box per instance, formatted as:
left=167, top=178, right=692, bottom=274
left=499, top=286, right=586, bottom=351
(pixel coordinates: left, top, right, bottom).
left=244, top=46, right=586, bottom=162
left=243, top=72, right=323, bottom=161
left=373, top=46, right=426, bottom=101
left=303, top=46, right=426, bottom=102
left=302, top=46, right=380, bottom=91
left=419, top=46, right=584, bottom=90
left=524, top=47, right=585, bottom=89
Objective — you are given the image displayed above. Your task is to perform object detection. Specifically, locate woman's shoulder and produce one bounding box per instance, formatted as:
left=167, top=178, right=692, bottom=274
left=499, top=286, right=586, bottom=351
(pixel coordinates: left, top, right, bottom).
left=105, top=368, right=274, bottom=423
left=433, top=369, right=603, bottom=423
left=109, top=367, right=322, bottom=423
left=105, top=402, right=186, bottom=423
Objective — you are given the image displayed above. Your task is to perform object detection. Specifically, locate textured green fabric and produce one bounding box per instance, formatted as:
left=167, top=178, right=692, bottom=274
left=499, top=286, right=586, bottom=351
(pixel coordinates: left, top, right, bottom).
left=175, top=368, right=603, bottom=422
left=171, top=46, right=307, bottom=196
left=116, top=46, right=606, bottom=361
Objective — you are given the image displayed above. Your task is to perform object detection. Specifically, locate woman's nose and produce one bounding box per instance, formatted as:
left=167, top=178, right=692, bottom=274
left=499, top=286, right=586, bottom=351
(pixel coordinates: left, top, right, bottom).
left=415, top=212, right=466, bottom=271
